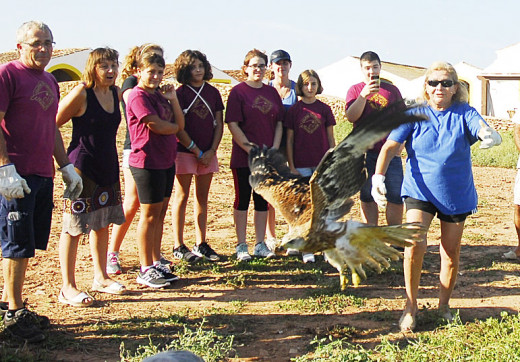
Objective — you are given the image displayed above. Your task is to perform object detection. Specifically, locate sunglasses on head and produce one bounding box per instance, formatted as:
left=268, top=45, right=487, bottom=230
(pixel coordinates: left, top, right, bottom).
left=427, top=79, right=455, bottom=87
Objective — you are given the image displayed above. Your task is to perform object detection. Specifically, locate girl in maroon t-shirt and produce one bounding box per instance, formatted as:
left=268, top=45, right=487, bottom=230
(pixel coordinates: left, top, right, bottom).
left=284, top=69, right=336, bottom=264
left=285, top=69, right=336, bottom=176
left=225, top=49, right=284, bottom=261
left=170, top=50, right=224, bottom=263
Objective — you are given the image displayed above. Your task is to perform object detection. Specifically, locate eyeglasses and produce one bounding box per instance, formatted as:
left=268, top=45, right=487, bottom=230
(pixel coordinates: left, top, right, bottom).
left=98, top=63, right=119, bottom=71
left=23, top=41, right=55, bottom=49
left=248, top=64, right=266, bottom=70
left=427, top=79, right=455, bottom=88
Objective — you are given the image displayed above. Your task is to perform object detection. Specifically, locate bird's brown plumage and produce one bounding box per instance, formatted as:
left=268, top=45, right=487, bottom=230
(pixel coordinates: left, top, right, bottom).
left=248, top=101, right=428, bottom=288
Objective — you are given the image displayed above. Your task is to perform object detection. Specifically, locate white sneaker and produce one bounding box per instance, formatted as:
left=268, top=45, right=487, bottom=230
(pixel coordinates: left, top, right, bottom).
left=302, top=253, right=315, bottom=263
left=254, top=241, right=275, bottom=258
left=286, top=248, right=300, bottom=256
left=265, top=237, right=278, bottom=252
left=236, top=243, right=252, bottom=261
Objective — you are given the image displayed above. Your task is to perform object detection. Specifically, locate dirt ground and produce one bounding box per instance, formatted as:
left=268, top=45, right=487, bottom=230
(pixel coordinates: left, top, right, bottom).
left=1, top=128, right=520, bottom=361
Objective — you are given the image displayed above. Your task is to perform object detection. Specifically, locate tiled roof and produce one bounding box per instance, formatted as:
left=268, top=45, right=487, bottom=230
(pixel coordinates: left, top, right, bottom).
left=0, top=48, right=89, bottom=65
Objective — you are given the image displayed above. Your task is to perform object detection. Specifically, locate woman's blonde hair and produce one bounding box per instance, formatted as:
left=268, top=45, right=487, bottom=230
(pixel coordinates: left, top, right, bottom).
left=422, top=61, right=468, bottom=103
left=82, top=47, right=119, bottom=89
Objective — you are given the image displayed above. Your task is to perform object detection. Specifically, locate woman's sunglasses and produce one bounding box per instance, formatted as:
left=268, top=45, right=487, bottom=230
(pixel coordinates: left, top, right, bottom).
left=427, top=80, right=455, bottom=88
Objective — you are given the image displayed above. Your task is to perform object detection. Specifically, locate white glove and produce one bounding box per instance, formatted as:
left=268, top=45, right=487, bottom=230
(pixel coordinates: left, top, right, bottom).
left=59, top=164, right=83, bottom=200
left=371, top=174, right=387, bottom=208
left=0, top=164, right=31, bottom=200
left=478, top=119, right=502, bottom=149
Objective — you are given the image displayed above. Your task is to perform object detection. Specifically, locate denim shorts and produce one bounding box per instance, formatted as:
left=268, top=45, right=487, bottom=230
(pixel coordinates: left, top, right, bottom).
left=0, top=175, right=54, bottom=258
left=360, top=152, right=403, bottom=204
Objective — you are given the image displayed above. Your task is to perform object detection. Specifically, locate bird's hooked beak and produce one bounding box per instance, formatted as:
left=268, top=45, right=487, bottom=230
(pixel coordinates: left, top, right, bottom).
left=279, top=235, right=305, bottom=253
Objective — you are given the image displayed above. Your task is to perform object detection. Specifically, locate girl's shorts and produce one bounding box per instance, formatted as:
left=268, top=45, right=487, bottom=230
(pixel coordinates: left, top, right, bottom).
left=175, top=151, right=218, bottom=175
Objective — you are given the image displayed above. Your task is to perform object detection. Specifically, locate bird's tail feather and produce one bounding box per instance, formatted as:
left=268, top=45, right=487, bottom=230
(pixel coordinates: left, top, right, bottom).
left=354, top=222, right=426, bottom=248
left=345, top=222, right=425, bottom=279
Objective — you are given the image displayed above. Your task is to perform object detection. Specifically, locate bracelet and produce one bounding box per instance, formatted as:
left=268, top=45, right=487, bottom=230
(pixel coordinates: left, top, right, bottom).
left=187, top=140, right=195, bottom=150
left=198, top=150, right=203, bottom=159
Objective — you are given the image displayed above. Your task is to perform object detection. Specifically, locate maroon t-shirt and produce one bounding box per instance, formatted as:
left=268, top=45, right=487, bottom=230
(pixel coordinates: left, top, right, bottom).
left=345, top=81, right=403, bottom=152
left=225, top=82, right=284, bottom=168
left=126, top=87, right=177, bottom=169
left=176, top=82, right=224, bottom=153
left=284, top=99, right=336, bottom=168
left=0, top=61, right=59, bottom=177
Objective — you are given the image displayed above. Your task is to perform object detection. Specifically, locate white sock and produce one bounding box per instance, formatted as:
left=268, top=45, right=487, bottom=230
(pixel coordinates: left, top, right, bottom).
left=141, top=265, right=153, bottom=273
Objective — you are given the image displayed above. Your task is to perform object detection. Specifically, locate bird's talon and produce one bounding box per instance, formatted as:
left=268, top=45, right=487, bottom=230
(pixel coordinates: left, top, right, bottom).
left=340, top=273, right=348, bottom=291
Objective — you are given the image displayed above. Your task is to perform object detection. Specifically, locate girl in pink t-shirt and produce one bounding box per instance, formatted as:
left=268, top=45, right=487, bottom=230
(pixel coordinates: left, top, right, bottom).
left=126, top=53, right=185, bottom=288
left=170, top=50, right=224, bottom=263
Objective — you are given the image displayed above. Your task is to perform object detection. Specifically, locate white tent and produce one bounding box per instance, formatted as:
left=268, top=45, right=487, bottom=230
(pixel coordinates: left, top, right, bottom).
left=317, top=56, right=426, bottom=101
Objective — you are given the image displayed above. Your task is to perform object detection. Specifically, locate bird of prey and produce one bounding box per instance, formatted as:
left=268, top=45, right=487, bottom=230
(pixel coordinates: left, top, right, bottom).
left=248, top=102, right=427, bottom=290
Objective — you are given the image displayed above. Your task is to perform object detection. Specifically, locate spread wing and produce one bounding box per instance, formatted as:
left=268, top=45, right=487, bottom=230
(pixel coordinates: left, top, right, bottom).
left=309, top=102, right=428, bottom=228
left=249, top=146, right=313, bottom=227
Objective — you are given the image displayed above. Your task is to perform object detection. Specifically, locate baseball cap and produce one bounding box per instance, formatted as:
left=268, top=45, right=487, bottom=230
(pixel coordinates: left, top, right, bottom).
left=270, top=49, right=291, bottom=64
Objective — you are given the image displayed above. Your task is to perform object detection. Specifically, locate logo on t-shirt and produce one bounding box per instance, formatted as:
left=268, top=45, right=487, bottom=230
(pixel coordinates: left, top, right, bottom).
left=31, top=81, right=56, bottom=111
left=252, top=96, right=273, bottom=114
left=299, top=112, right=321, bottom=134
left=191, top=98, right=210, bottom=120
left=368, top=93, right=389, bottom=111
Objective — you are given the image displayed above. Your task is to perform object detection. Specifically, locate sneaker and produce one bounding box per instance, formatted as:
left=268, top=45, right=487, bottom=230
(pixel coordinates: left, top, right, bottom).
left=286, top=248, right=300, bottom=256
left=236, top=243, right=252, bottom=261
left=265, top=237, right=279, bottom=252
left=192, top=242, right=220, bottom=262
left=159, top=254, right=172, bottom=265
left=106, top=252, right=122, bottom=275
left=173, top=245, right=200, bottom=263
left=4, top=308, right=46, bottom=343
left=254, top=241, right=275, bottom=259
left=154, top=264, right=179, bottom=282
left=0, top=301, right=50, bottom=329
left=136, top=267, right=171, bottom=288
left=302, top=253, right=316, bottom=263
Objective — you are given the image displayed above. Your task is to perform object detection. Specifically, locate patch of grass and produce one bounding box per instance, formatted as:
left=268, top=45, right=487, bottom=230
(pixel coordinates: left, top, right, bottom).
left=471, top=130, right=517, bottom=168
left=295, top=312, right=520, bottom=361
left=278, top=291, right=365, bottom=314
left=287, top=267, right=326, bottom=284
left=119, top=319, right=235, bottom=362
left=367, top=309, right=394, bottom=322
left=223, top=274, right=247, bottom=288
left=206, top=300, right=248, bottom=315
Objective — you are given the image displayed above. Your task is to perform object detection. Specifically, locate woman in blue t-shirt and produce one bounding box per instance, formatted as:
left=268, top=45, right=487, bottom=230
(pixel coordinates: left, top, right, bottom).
left=372, top=61, right=502, bottom=332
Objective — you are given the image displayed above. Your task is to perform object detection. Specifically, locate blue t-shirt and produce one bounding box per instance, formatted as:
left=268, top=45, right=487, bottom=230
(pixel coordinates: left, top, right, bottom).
left=388, top=102, right=483, bottom=215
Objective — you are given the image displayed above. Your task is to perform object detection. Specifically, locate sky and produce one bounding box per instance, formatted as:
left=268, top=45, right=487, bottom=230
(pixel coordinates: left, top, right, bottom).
left=1, top=0, right=518, bottom=77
